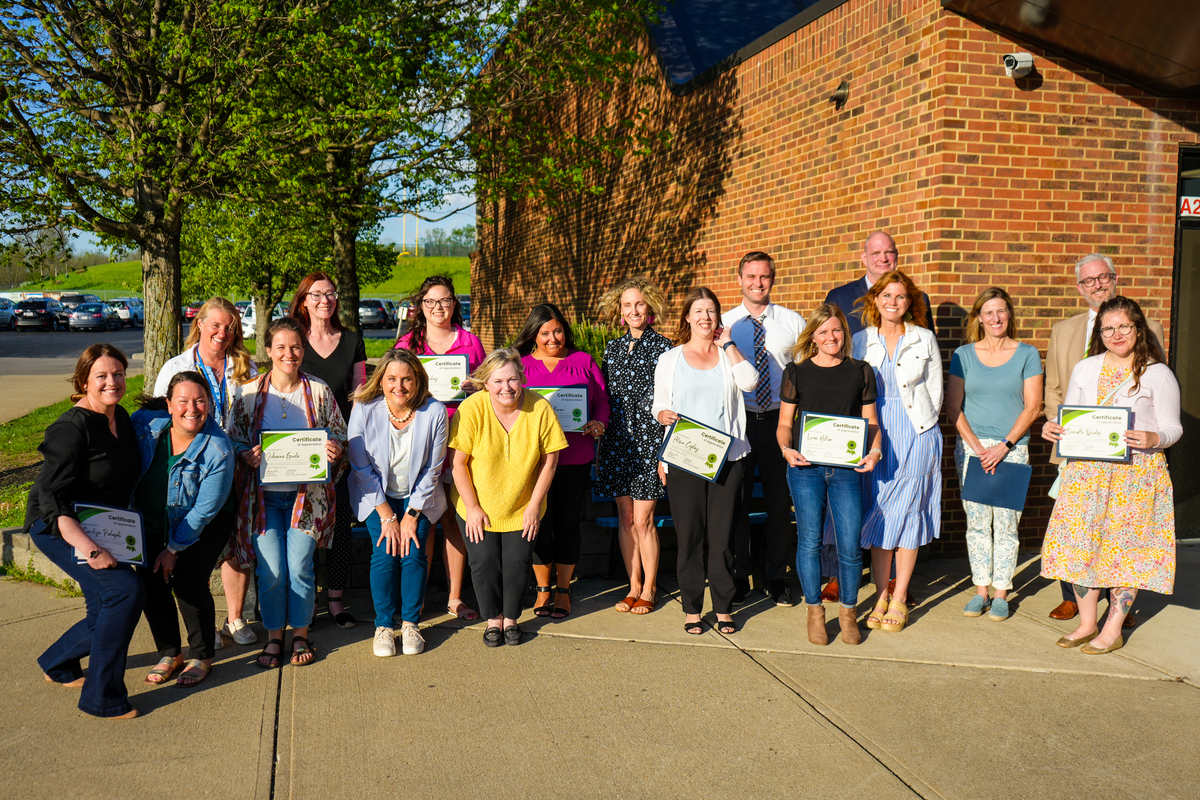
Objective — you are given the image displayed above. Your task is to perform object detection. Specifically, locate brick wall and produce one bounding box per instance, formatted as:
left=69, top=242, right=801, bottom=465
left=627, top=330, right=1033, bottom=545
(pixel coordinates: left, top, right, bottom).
left=474, top=0, right=1200, bottom=551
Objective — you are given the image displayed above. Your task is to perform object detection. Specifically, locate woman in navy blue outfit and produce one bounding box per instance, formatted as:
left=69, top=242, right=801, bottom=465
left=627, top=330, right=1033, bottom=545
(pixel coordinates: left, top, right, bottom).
left=25, top=344, right=144, bottom=719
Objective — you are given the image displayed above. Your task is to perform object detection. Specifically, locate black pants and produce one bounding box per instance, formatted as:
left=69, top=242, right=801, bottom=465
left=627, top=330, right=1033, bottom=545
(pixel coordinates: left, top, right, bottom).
left=733, top=410, right=794, bottom=585
left=321, top=475, right=354, bottom=593
left=139, top=508, right=232, bottom=661
left=459, top=516, right=536, bottom=621
left=667, top=458, right=745, bottom=616
left=532, top=463, right=589, bottom=567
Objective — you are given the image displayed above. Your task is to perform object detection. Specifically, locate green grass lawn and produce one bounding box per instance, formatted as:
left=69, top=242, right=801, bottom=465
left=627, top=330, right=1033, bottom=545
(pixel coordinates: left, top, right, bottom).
left=0, top=375, right=146, bottom=472
left=18, top=256, right=469, bottom=299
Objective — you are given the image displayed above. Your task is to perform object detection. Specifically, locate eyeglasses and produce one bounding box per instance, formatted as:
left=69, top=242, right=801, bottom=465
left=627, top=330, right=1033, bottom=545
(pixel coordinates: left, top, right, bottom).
left=1099, top=323, right=1135, bottom=339
left=422, top=298, right=455, bottom=309
left=1077, top=273, right=1116, bottom=289
left=306, top=291, right=338, bottom=301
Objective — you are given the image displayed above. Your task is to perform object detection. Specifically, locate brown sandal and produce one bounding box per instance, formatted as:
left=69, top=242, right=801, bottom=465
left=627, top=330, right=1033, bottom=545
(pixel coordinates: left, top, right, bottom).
left=630, top=595, right=656, bottom=615
left=290, top=636, right=316, bottom=666
left=615, top=595, right=637, bottom=613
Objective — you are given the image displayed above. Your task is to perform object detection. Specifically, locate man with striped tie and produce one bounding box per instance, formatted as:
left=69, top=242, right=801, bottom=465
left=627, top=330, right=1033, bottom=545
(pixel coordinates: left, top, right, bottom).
left=722, top=251, right=805, bottom=606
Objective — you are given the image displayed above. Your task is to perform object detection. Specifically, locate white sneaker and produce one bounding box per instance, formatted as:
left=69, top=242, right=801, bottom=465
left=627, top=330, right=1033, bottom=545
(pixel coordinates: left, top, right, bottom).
left=373, top=627, right=396, bottom=657
left=401, top=624, right=424, bottom=656
left=222, top=617, right=258, bottom=646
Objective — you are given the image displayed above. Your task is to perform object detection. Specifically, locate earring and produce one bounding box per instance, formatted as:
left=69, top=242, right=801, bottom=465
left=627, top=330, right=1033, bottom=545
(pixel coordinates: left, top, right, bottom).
left=620, top=317, right=625, bottom=326
left=648, top=314, right=655, bottom=325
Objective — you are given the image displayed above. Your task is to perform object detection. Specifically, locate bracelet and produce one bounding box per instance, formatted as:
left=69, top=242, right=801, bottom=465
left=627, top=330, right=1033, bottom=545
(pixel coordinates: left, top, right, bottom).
left=721, top=340, right=736, bottom=351
left=381, top=513, right=398, bottom=524
left=868, top=448, right=883, bottom=459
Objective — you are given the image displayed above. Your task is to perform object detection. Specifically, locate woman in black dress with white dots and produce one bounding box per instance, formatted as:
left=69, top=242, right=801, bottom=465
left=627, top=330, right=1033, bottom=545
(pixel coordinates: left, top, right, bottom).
left=595, top=277, right=673, bottom=614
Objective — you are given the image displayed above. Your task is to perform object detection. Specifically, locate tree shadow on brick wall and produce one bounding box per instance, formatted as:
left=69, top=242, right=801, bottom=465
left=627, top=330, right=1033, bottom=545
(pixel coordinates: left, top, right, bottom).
left=478, top=64, right=741, bottom=344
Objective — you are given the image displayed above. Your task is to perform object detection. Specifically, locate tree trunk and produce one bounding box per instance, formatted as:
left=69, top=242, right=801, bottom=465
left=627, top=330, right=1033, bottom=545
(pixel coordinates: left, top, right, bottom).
left=251, top=270, right=272, bottom=366
left=332, top=220, right=360, bottom=332
left=140, top=227, right=183, bottom=388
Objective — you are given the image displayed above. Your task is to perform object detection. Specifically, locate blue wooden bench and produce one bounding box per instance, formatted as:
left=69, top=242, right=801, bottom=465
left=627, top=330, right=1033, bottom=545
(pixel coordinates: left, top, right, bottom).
left=591, top=466, right=769, bottom=529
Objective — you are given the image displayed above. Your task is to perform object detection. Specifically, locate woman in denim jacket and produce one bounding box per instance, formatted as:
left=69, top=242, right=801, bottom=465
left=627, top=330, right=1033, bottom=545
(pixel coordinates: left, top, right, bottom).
left=131, top=371, right=235, bottom=687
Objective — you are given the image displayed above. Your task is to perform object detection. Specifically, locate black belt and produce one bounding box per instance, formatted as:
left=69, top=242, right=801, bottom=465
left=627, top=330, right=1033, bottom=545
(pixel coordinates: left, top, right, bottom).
left=747, top=409, right=780, bottom=420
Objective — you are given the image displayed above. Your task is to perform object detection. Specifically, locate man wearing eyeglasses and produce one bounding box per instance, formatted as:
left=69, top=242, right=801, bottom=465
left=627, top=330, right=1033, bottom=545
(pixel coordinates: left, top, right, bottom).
left=1043, top=252, right=1164, bottom=622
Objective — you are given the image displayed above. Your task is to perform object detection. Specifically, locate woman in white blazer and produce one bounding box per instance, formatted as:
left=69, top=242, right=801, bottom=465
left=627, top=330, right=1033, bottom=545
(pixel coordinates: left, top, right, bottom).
left=651, top=287, right=758, bottom=635
left=348, top=349, right=448, bottom=657
left=851, top=271, right=943, bottom=634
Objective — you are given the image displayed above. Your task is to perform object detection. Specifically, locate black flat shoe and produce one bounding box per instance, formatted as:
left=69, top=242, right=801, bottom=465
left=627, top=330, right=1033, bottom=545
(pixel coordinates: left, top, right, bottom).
left=503, top=625, right=522, bottom=646
left=483, top=627, right=504, bottom=647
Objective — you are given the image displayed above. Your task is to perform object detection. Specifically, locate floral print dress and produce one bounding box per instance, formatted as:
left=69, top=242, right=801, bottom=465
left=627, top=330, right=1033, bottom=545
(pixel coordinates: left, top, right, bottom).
left=1041, top=362, right=1176, bottom=593
left=595, top=328, right=673, bottom=500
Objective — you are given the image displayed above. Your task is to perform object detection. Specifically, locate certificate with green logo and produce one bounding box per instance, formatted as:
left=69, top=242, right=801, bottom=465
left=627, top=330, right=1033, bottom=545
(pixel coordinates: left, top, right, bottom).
left=657, top=415, right=733, bottom=482
left=260, top=429, right=331, bottom=485
left=529, top=385, right=589, bottom=433
left=1056, top=405, right=1131, bottom=462
left=799, top=412, right=869, bottom=468
left=73, top=503, right=145, bottom=565
left=419, top=354, right=469, bottom=402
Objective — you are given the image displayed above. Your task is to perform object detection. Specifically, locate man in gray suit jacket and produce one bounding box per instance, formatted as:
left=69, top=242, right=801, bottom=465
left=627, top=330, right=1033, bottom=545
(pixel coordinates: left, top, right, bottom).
left=1043, top=252, right=1164, bottom=623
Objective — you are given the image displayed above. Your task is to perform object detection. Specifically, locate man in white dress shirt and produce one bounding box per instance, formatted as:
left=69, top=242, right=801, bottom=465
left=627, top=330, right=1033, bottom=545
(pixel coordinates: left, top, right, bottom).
left=1043, top=252, right=1163, bottom=624
left=722, top=251, right=805, bottom=606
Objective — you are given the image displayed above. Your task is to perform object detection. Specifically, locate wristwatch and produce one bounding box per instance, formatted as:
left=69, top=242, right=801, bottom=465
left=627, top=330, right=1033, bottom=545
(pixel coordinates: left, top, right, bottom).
left=406, top=507, right=423, bottom=521
left=1002, top=439, right=1015, bottom=450
left=87, top=549, right=100, bottom=560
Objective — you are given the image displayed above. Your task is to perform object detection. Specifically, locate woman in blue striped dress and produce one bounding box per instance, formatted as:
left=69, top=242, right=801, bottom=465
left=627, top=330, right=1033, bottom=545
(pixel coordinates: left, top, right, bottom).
left=852, top=271, right=943, bottom=633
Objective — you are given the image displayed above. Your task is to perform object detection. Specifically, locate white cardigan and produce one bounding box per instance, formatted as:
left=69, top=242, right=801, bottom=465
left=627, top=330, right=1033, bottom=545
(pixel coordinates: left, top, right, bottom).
left=1065, top=357, right=1181, bottom=453
left=651, top=345, right=759, bottom=462
left=853, top=324, right=942, bottom=434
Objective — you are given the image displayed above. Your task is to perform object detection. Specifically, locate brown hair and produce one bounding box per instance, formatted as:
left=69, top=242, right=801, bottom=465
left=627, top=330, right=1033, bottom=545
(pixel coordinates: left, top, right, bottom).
left=71, top=344, right=129, bottom=401
left=402, top=274, right=463, bottom=354
left=672, top=287, right=721, bottom=345
left=1087, top=296, right=1166, bottom=393
left=790, top=304, right=853, bottom=363
left=859, top=270, right=929, bottom=330
left=963, top=287, right=1017, bottom=344
left=737, top=251, right=776, bottom=280
left=137, top=370, right=212, bottom=412
left=265, top=317, right=306, bottom=350
left=353, top=348, right=431, bottom=411
left=182, top=297, right=255, bottom=384
left=288, top=272, right=345, bottom=334
left=596, top=275, right=669, bottom=327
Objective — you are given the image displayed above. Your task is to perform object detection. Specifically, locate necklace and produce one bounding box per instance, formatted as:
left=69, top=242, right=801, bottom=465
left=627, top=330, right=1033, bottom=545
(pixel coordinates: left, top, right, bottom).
left=387, top=401, right=414, bottom=426
left=275, top=382, right=302, bottom=419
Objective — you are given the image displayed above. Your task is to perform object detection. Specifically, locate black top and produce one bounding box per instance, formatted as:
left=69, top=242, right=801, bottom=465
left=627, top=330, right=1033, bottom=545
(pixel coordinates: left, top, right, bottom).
left=131, top=433, right=177, bottom=548
left=779, top=359, right=878, bottom=449
left=300, top=330, right=367, bottom=422
left=24, top=405, right=141, bottom=537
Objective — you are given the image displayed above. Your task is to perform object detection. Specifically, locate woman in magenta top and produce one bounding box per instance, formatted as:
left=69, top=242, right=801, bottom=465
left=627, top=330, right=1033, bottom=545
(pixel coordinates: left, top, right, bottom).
left=394, top=274, right=485, bottom=621
left=513, top=303, right=610, bottom=618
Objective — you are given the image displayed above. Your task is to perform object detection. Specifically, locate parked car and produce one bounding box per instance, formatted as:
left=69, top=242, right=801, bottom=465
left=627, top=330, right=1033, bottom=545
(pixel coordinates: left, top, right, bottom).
left=107, top=298, right=143, bottom=328
left=15, top=298, right=65, bottom=331
left=184, top=301, right=203, bottom=322
left=381, top=299, right=400, bottom=327
left=235, top=300, right=251, bottom=318
left=70, top=303, right=121, bottom=332
left=240, top=301, right=288, bottom=339
left=56, top=293, right=102, bottom=325
left=359, top=298, right=391, bottom=329
left=0, top=298, right=15, bottom=331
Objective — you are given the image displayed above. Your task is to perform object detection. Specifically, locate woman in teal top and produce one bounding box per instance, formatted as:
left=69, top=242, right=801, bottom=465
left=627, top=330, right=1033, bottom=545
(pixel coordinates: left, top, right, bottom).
left=945, top=287, right=1043, bottom=621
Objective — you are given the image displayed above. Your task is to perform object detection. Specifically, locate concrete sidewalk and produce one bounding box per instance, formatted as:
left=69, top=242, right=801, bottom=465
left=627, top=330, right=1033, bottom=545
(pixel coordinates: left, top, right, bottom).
left=2, top=548, right=1197, bottom=799
left=0, top=353, right=144, bottom=424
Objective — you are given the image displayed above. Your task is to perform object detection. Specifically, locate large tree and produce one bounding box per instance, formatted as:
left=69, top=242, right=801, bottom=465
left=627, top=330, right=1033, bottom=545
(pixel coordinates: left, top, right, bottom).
left=0, top=1, right=324, bottom=380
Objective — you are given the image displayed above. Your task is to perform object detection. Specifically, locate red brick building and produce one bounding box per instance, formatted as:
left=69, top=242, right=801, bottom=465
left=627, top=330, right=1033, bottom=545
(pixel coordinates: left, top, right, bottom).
left=473, top=0, right=1200, bottom=549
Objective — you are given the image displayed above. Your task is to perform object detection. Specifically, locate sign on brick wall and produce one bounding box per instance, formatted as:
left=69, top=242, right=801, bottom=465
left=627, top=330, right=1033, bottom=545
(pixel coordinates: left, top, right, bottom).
left=1180, top=197, right=1200, bottom=216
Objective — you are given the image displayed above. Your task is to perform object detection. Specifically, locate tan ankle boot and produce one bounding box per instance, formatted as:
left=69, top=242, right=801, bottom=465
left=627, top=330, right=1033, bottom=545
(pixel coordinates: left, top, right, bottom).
left=807, top=604, right=828, bottom=645
left=839, top=606, right=862, bottom=645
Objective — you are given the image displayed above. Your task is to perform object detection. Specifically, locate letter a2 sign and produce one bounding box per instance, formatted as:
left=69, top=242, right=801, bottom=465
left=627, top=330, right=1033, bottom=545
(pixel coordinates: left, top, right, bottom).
left=1180, top=197, right=1200, bottom=216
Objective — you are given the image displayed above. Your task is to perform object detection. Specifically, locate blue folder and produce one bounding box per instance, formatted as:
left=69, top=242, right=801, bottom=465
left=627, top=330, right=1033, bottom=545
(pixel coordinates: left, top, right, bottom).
left=961, top=457, right=1032, bottom=511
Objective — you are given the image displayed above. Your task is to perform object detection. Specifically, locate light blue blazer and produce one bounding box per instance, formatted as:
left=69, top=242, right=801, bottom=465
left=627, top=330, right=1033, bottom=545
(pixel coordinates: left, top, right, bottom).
left=347, top=395, right=448, bottom=522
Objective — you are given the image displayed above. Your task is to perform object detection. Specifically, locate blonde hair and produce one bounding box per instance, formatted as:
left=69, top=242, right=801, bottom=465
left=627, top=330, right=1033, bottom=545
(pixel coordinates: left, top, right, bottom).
left=963, top=287, right=1016, bottom=344
left=465, top=348, right=525, bottom=391
left=790, top=304, right=853, bottom=364
left=183, top=297, right=255, bottom=384
left=353, top=348, right=431, bottom=410
left=597, top=275, right=669, bottom=327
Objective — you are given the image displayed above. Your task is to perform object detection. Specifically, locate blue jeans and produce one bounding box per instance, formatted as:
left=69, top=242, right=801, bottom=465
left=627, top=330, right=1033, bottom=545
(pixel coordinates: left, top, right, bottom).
left=788, top=465, right=863, bottom=607
left=31, top=527, right=145, bottom=718
left=252, top=491, right=317, bottom=631
left=365, top=496, right=431, bottom=627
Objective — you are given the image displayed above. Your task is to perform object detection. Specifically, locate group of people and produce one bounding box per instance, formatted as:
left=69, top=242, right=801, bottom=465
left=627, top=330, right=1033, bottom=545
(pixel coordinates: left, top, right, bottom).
left=26, top=233, right=1180, bottom=719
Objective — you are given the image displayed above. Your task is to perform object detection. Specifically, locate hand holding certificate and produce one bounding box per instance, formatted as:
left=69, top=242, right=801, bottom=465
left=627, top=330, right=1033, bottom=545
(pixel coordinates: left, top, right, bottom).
left=73, top=503, right=145, bottom=565
left=260, top=429, right=332, bottom=484
left=529, top=385, right=590, bottom=433
left=1053, top=405, right=1132, bottom=462
left=657, top=415, right=733, bottom=482
left=797, top=413, right=870, bottom=469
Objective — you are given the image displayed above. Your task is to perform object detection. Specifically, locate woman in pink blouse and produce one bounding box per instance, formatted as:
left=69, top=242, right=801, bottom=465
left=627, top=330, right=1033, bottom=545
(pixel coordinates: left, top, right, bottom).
left=394, top=275, right=486, bottom=621
left=513, top=303, right=610, bottom=618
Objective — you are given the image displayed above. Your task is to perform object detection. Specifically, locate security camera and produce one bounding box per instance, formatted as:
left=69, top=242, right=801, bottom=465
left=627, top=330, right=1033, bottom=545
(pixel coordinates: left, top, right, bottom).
left=1003, top=53, right=1035, bottom=78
